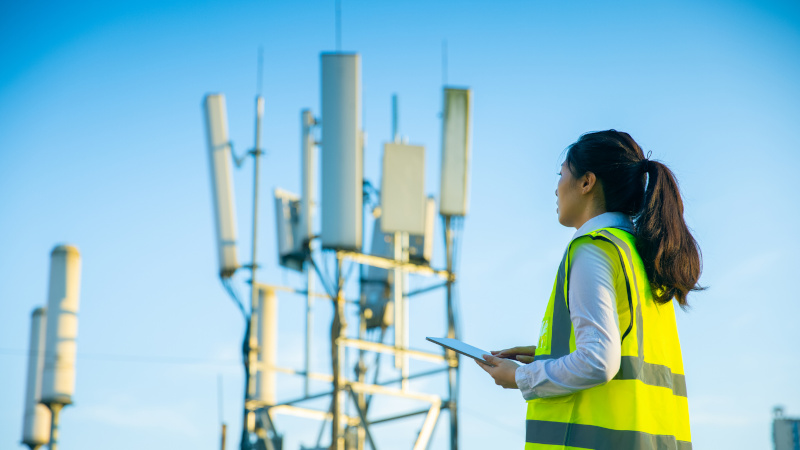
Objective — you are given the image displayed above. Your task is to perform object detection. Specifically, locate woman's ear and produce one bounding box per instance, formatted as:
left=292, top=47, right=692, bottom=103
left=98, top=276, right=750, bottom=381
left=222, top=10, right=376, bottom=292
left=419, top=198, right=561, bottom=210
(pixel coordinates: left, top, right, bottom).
left=581, top=171, right=597, bottom=194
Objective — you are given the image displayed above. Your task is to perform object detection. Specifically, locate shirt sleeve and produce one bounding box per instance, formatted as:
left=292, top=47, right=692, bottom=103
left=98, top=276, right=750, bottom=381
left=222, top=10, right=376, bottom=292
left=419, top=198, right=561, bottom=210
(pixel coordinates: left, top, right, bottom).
left=515, top=242, right=622, bottom=401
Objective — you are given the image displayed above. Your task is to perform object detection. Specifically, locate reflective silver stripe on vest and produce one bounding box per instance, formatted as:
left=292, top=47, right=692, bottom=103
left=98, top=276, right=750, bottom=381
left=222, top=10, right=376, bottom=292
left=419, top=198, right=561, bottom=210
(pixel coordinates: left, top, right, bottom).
left=534, top=246, right=573, bottom=361
left=615, top=356, right=688, bottom=398
left=526, top=420, right=693, bottom=450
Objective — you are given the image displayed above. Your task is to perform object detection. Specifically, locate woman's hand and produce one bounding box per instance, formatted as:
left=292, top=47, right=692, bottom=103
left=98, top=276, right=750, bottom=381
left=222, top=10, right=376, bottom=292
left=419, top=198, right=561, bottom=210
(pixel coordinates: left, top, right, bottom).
left=492, top=345, right=537, bottom=364
left=476, top=354, right=521, bottom=389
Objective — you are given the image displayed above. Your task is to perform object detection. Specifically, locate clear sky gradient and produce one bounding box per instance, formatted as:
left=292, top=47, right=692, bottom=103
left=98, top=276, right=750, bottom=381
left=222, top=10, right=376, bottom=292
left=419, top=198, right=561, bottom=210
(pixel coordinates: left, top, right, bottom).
left=2, top=1, right=799, bottom=449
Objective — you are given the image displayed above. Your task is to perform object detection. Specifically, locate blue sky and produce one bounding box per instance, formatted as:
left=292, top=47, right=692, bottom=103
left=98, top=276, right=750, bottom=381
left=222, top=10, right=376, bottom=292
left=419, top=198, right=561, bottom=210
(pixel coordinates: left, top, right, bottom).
left=2, top=0, right=799, bottom=448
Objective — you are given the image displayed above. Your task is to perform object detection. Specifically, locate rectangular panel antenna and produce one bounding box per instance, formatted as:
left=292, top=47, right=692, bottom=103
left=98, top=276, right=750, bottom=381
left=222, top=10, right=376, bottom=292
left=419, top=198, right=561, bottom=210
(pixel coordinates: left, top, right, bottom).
left=381, top=142, right=426, bottom=235
left=274, top=188, right=303, bottom=272
left=440, top=88, right=472, bottom=217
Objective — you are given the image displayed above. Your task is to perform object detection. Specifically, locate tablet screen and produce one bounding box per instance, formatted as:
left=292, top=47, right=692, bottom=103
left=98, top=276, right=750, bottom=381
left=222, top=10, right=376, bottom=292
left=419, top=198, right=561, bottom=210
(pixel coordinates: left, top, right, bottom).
left=426, top=336, right=495, bottom=366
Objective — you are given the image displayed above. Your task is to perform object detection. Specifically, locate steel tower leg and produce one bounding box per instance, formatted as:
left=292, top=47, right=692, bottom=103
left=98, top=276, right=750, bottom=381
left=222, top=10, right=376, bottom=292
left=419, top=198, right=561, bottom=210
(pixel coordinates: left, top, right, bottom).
left=331, top=256, right=346, bottom=450
left=444, top=216, right=459, bottom=450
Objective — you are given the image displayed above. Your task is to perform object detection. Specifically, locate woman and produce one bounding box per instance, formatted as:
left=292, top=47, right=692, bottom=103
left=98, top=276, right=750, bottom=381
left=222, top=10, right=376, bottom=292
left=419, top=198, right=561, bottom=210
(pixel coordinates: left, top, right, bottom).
left=477, top=130, right=702, bottom=450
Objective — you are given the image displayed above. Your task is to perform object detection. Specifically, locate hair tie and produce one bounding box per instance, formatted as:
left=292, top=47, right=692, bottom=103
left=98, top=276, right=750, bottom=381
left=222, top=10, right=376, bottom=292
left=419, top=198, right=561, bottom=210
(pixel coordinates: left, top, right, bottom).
left=640, top=150, right=653, bottom=172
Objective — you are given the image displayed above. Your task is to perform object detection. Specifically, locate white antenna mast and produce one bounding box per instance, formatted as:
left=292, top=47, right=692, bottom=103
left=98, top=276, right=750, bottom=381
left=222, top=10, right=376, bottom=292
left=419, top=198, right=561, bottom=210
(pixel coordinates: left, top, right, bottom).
left=257, top=46, right=264, bottom=96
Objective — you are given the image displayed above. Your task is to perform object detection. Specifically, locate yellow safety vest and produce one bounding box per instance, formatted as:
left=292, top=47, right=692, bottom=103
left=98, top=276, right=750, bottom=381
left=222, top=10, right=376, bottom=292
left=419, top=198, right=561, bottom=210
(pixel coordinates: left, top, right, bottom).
left=526, top=228, right=691, bottom=450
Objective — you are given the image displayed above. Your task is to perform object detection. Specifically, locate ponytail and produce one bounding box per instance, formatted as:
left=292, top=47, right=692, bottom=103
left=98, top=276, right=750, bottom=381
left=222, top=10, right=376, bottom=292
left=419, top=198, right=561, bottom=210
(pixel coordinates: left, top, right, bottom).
left=565, top=130, right=704, bottom=308
left=635, top=160, right=704, bottom=307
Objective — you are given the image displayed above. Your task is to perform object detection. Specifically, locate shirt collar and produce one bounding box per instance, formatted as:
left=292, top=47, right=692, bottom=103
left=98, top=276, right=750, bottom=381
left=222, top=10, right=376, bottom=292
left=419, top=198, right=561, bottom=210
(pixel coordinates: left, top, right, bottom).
left=571, top=212, right=634, bottom=240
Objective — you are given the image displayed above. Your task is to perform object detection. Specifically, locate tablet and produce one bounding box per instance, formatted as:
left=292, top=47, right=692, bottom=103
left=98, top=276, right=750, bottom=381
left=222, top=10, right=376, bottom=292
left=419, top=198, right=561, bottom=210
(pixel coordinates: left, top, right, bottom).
left=426, top=336, right=505, bottom=366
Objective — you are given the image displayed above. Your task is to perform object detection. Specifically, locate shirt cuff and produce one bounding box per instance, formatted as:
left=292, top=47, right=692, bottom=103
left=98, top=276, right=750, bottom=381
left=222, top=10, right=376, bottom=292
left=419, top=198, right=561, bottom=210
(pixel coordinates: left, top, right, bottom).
left=515, top=364, right=537, bottom=401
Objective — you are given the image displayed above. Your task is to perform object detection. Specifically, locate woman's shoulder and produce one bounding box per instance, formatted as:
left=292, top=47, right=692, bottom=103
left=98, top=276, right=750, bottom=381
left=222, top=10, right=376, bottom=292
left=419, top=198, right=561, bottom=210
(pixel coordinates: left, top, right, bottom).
left=568, top=233, right=623, bottom=277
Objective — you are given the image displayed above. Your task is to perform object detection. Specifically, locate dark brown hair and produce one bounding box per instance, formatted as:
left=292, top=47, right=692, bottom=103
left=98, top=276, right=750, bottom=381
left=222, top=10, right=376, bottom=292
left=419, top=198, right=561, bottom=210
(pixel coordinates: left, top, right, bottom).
left=565, top=130, right=703, bottom=307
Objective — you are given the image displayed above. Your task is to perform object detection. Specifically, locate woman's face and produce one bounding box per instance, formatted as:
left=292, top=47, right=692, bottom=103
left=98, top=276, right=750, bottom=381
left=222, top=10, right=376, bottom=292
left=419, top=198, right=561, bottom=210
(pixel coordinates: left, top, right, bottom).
left=556, top=161, right=583, bottom=227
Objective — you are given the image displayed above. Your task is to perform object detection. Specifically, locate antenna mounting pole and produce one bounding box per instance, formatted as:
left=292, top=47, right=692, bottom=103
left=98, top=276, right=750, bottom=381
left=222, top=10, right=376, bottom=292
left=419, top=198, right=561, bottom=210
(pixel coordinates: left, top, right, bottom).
left=442, top=40, right=448, bottom=86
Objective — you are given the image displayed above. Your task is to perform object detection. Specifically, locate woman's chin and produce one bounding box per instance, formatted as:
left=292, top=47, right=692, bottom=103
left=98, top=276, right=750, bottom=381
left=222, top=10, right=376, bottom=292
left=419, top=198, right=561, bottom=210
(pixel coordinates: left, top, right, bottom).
left=557, top=213, right=573, bottom=227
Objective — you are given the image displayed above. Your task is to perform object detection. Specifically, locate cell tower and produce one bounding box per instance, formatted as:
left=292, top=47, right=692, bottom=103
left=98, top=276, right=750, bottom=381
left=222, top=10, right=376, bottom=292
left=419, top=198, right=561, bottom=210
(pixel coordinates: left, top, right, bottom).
left=203, top=51, right=472, bottom=450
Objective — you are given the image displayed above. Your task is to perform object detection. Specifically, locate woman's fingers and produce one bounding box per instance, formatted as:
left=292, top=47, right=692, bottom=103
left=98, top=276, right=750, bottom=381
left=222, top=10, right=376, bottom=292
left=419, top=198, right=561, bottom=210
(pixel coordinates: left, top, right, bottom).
left=515, top=345, right=537, bottom=355
left=475, top=358, right=491, bottom=373
left=493, top=347, right=519, bottom=357
left=493, top=345, right=537, bottom=358
left=480, top=354, right=520, bottom=389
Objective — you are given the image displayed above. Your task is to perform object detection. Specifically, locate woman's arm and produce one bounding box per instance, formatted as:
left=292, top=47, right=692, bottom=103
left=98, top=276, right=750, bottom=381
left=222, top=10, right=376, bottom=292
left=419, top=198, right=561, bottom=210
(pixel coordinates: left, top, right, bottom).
left=515, top=242, right=622, bottom=400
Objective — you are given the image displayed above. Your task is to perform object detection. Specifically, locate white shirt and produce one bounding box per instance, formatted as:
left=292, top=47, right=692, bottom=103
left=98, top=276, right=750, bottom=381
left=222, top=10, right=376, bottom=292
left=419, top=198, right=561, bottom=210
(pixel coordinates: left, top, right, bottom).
left=515, top=212, right=634, bottom=400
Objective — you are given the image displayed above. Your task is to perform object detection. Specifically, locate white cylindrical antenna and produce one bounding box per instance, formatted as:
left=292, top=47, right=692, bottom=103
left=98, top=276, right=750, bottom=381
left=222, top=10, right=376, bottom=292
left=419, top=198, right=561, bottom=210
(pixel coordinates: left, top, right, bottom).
left=203, top=93, right=240, bottom=278
left=41, top=244, right=81, bottom=407
left=255, top=96, right=264, bottom=151
left=299, top=109, right=316, bottom=248
left=21, top=307, right=51, bottom=449
left=439, top=87, right=472, bottom=217
left=254, top=286, right=277, bottom=405
left=320, top=53, right=363, bottom=251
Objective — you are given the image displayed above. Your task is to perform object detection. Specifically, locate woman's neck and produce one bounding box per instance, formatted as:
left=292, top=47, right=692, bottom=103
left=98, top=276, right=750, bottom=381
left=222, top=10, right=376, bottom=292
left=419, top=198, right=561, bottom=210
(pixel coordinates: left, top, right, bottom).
left=573, top=203, right=608, bottom=231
